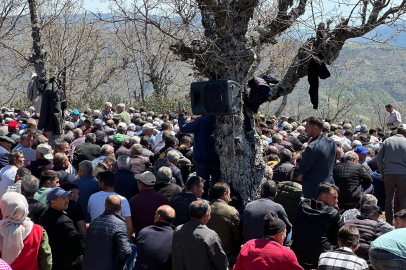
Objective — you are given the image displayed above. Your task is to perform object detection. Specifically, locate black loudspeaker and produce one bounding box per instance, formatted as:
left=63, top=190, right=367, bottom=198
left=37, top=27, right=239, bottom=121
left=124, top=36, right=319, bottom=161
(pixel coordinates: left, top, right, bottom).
left=190, top=80, right=242, bottom=115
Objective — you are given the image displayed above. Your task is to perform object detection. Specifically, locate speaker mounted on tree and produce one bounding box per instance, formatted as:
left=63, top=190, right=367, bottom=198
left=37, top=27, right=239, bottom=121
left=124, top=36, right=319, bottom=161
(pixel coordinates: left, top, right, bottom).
left=190, top=80, right=242, bottom=115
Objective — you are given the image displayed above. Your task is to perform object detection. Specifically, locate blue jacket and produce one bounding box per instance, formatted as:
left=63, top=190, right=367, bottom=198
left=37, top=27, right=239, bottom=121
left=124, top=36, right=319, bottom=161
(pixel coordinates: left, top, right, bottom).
left=299, top=134, right=336, bottom=199
left=0, top=146, right=8, bottom=169
left=134, top=221, right=175, bottom=270
left=53, top=167, right=75, bottom=184
left=178, top=114, right=219, bottom=164
left=73, top=174, right=100, bottom=222
left=83, top=210, right=132, bottom=270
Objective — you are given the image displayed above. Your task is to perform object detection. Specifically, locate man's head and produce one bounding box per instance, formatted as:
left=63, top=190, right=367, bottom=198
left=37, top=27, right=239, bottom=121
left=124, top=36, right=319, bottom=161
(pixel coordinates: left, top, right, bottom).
left=98, top=170, right=115, bottom=191
left=21, top=175, right=39, bottom=197
left=262, top=211, right=287, bottom=245
left=264, top=165, right=273, bottom=180
left=305, top=116, right=324, bottom=138
left=337, top=225, right=360, bottom=252
left=71, top=109, right=80, bottom=120
left=83, top=118, right=92, bottom=129
left=260, top=180, right=278, bottom=198
left=345, top=151, right=359, bottom=163
left=130, top=144, right=143, bottom=157
left=164, top=135, right=177, bottom=147
left=105, top=194, right=122, bottom=213
left=15, top=168, right=31, bottom=183
left=8, top=120, right=20, bottom=133
left=394, top=209, right=406, bottom=229
left=279, top=149, right=292, bottom=163
left=64, top=121, right=74, bottom=132
left=140, top=136, right=152, bottom=149
left=210, top=182, right=231, bottom=203
left=100, top=144, right=114, bottom=157
left=40, top=170, right=61, bottom=188
left=47, top=187, right=71, bottom=211
left=385, top=104, right=393, bottom=113
left=113, top=133, right=124, bottom=146
left=291, top=166, right=302, bottom=182
left=129, top=136, right=141, bottom=148
left=161, top=122, right=171, bottom=132
left=142, top=123, right=154, bottom=136
left=157, top=166, right=172, bottom=183
left=20, top=132, right=34, bottom=148
left=53, top=153, right=69, bottom=170
left=8, top=150, right=24, bottom=168
left=101, top=156, right=116, bottom=171
left=104, top=102, right=112, bottom=112
left=60, top=182, right=80, bottom=202
left=266, top=145, right=278, bottom=156
left=360, top=204, right=382, bottom=221
left=78, top=160, right=93, bottom=177
left=36, top=144, right=53, bottom=161
left=271, top=134, right=283, bottom=145
left=369, top=128, right=377, bottom=137
left=296, top=126, right=305, bottom=134
left=167, top=150, right=180, bottom=166
left=186, top=176, right=205, bottom=198
left=73, top=128, right=83, bottom=138
left=180, top=136, right=192, bottom=148
left=354, top=146, right=368, bottom=161
left=85, top=133, right=96, bottom=144
left=190, top=199, right=211, bottom=224
left=116, top=103, right=125, bottom=113
left=135, top=171, right=156, bottom=191
left=117, top=155, right=131, bottom=170
left=154, top=205, right=176, bottom=224
left=317, top=182, right=339, bottom=207
left=0, top=136, right=14, bottom=151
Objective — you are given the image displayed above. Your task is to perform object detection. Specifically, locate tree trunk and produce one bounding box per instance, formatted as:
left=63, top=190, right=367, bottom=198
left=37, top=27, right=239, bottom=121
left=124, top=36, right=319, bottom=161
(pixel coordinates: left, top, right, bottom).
left=274, top=95, right=288, bottom=117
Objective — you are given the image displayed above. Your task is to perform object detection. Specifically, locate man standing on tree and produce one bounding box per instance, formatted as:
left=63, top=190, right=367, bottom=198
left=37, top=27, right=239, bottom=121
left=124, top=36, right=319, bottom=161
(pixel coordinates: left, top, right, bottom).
left=299, top=116, right=337, bottom=199
left=178, top=107, right=220, bottom=199
left=385, top=104, right=402, bottom=131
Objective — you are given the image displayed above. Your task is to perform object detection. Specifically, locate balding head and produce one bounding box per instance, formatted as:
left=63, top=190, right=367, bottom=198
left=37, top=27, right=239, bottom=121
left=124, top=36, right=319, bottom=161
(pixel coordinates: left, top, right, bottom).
left=105, top=195, right=122, bottom=213
left=53, top=152, right=69, bottom=169
left=266, top=145, right=278, bottom=156
left=154, top=205, right=176, bottom=224
left=73, top=128, right=83, bottom=138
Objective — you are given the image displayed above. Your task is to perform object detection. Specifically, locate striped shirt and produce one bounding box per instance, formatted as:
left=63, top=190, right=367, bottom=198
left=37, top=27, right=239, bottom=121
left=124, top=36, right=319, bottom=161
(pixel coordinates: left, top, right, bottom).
left=318, top=247, right=369, bottom=270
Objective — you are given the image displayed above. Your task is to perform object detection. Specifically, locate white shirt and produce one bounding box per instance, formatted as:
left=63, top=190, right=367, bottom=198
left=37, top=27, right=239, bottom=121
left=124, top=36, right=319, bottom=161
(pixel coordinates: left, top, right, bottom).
left=0, top=165, right=18, bottom=198
left=88, top=191, right=131, bottom=221
left=388, top=109, right=402, bottom=127
left=154, top=130, right=175, bottom=145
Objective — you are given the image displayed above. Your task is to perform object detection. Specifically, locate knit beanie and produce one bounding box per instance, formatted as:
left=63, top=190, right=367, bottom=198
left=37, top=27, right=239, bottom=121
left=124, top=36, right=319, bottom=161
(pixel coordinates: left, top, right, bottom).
left=263, top=211, right=286, bottom=236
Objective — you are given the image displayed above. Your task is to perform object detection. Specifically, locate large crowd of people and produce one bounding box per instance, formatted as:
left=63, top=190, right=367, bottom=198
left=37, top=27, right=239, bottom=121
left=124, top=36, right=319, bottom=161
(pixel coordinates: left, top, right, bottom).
left=0, top=102, right=404, bottom=270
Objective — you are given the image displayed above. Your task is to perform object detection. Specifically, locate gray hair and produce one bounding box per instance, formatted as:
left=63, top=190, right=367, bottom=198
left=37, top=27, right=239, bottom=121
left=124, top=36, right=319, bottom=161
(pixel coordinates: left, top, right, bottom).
left=65, top=122, right=74, bottom=131
left=345, top=151, right=358, bottom=160
left=8, top=150, right=22, bottom=164
left=167, top=150, right=180, bottom=162
left=343, top=123, right=352, bottom=130
left=279, top=131, right=287, bottom=137
left=189, top=199, right=210, bottom=219
left=117, top=155, right=131, bottom=170
left=297, top=126, right=305, bottom=131
left=360, top=194, right=378, bottom=207
left=130, top=144, right=143, bottom=156
left=117, top=103, right=125, bottom=110
left=100, top=144, right=114, bottom=156
left=154, top=158, right=170, bottom=171
left=352, top=140, right=361, bottom=148
left=397, top=125, right=406, bottom=135
left=272, top=134, right=283, bottom=143
left=264, top=165, right=273, bottom=177
left=21, top=175, right=39, bottom=195
left=53, top=153, right=68, bottom=166
left=279, top=149, right=292, bottom=163
left=85, top=133, right=96, bottom=143
left=283, top=124, right=293, bottom=131
left=79, top=160, right=93, bottom=174
left=105, top=102, right=112, bottom=107
left=157, top=166, right=172, bottom=182
left=129, top=136, right=141, bottom=144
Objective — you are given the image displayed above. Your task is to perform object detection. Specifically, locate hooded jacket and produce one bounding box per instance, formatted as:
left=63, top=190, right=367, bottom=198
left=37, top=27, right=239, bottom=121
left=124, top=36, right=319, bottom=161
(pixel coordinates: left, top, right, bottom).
left=291, top=198, right=340, bottom=266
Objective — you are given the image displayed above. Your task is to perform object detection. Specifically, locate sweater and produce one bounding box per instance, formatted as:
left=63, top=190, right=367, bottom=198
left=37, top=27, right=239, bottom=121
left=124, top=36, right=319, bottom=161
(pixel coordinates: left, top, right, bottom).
left=274, top=180, right=303, bottom=224
left=377, top=134, right=406, bottom=175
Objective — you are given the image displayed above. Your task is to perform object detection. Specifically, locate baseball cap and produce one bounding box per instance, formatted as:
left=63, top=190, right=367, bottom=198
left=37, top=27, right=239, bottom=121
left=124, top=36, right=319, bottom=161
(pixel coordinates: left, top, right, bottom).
left=92, top=110, right=101, bottom=117
left=0, top=136, right=14, bottom=144
left=142, top=123, right=154, bottom=130
left=134, top=171, right=156, bottom=185
left=354, top=146, right=369, bottom=154
left=37, top=144, right=53, bottom=159
left=127, top=123, right=136, bottom=131
left=72, top=109, right=80, bottom=115
left=46, top=187, right=71, bottom=202
left=113, top=133, right=124, bottom=144
left=360, top=124, right=368, bottom=133
left=93, top=119, right=103, bottom=129
left=117, top=122, right=127, bottom=129
left=355, top=125, right=361, bottom=132
left=4, top=118, right=12, bottom=124
left=8, top=120, right=21, bottom=128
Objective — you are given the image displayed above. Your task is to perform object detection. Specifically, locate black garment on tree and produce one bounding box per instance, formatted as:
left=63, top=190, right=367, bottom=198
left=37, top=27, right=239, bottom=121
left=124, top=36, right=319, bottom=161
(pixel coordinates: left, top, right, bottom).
left=243, top=77, right=272, bottom=113
left=37, top=77, right=67, bottom=135
left=307, top=54, right=330, bottom=109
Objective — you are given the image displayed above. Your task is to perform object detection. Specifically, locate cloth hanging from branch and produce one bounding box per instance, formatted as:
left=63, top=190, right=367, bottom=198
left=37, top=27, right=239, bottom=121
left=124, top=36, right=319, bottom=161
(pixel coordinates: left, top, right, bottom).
left=307, top=54, right=331, bottom=109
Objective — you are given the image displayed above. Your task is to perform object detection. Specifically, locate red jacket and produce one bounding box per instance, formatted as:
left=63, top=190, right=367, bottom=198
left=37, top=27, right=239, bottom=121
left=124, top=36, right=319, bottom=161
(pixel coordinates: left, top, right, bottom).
left=10, top=224, right=43, bottom=270
left=234, top=238, right=303, bottom=270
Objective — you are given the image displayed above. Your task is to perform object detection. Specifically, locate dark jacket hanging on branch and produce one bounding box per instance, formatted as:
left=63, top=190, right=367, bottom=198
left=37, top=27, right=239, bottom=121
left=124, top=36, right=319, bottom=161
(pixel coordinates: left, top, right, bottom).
left=37, top=77, right=67, bottom=135
left=307, top=54, right=330, bottom=109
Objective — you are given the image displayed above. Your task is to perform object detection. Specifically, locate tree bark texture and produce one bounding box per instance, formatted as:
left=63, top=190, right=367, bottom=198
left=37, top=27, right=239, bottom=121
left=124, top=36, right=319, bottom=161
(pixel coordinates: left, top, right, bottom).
left=274, top=95, right=288, bottom=117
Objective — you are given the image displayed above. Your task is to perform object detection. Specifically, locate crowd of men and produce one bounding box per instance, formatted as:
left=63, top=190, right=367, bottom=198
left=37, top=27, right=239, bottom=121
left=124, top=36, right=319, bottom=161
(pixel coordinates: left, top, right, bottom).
left=0, top=102, right=405, bottom=270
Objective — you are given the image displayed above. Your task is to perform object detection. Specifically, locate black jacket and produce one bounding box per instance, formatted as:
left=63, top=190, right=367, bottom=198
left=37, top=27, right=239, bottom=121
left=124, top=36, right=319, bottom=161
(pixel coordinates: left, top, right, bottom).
left=287, top=133, right=303, bottom=151
left=177, top=146, right=193, bottom=163
left=297, top=133, right=309, bottom=144
left=82, top=210, right=132, bottom=270
left=170, top=193, right=199, bottom=226
left=40, top=207, right=85, bottom=270
left=291, top=198, right=340, bottom=266
left=333, top=159, right=373, bottom=209
left=344, top=214, right=380, bottom=263
left=114, top=169, right=139, bottom=201
left=72, top=142, right=101, bottom=170
left=272, top=161, right=294, bottom=183
left=155, top=182, right=182, bottom=201
left=26, top=197, right=46, bottom=224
